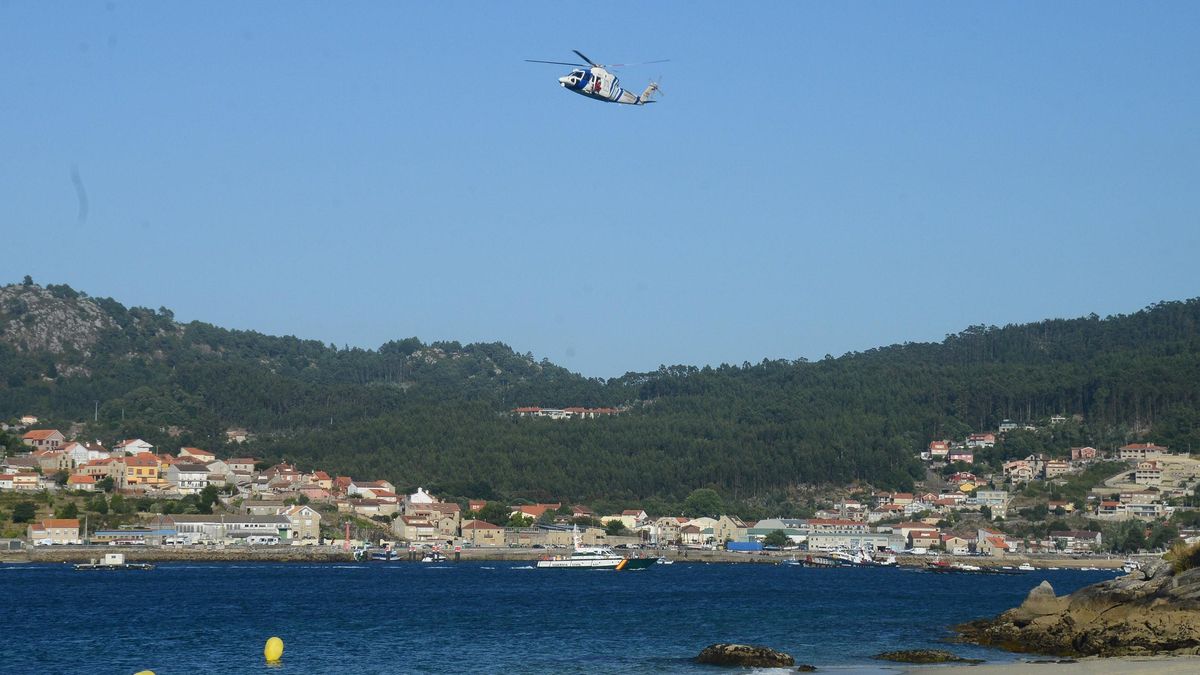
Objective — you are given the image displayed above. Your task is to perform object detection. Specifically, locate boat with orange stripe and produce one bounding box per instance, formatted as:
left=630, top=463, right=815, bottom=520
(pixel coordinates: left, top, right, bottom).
left=535, top=526, right=659, bottom=571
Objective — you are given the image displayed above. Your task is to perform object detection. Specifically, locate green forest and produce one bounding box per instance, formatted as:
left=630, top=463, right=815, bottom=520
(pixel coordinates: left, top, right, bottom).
left=3, top=280, right=1200, bottom=514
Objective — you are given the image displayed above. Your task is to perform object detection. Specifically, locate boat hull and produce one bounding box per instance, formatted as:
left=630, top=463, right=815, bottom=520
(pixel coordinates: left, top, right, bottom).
left=536, top=556, right=659, bottom=570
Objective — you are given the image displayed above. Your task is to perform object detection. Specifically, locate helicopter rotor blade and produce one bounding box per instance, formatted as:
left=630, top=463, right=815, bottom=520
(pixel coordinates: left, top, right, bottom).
left=525, top=59, right=589, bottom=67
left=573, top=50, right=600, bottom=67
left=607, top=59, right=671, bottom=68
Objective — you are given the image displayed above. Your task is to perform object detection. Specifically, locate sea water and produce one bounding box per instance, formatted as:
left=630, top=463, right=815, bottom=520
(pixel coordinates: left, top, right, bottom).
left=1, top=561, right=1115, bottom=673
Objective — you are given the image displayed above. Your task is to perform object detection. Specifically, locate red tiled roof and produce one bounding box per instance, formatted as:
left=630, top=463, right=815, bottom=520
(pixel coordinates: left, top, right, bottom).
left=42, top=519, right=80, bottom=528
left=22, top=429, right=62, bottom=440
left=462, top=520, right=504, bottom=530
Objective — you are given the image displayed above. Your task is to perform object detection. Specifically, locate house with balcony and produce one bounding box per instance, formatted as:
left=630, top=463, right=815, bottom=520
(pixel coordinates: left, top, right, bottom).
left=1135, top=461, right=1163, bottom=486
left=166, top=463, right=209, bottom=494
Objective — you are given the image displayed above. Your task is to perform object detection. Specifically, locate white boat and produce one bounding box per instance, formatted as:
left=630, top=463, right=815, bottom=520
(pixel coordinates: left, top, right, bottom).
left=421, top=551, right=447, bottom=563
left=535, top=527, right=658, bottom=571
left=74, top=553, right=153, bottom=571
left=1017, top=563, right=1036, bottom=572
left=656, top=558, right=675, bottom=565
left=1122, top=559, right=1140, bottom=573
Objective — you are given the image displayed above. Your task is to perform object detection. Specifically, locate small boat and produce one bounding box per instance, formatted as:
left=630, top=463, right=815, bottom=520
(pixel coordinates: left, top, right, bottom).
left=74, top=553, right=154, bottom=571
left=421, top=551, right=448, bottom=563
left=800, top=554, right=849, bottom=568
left=656, top=557, right=675, bottom=565
left=1017, top=563, right=1036, bottom=572
left=370, top=548, right=402, bottom=562
left=1122, top=559, right=1140, bottom=574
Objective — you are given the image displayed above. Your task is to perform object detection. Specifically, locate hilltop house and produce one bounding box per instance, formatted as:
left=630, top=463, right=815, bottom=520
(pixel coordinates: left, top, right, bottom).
left=22, top=429, right=65, bottom=450
left=966, top=433, right=996, bottom=448
left=179, top=447, right=217, bottom=463
left=1119, top=443, right=1168, bottom=461
left=113, top=439, right=154, bottom=455
left=166, top=463, right=209, bottom=494
left=1135, top=461, right=1164, bottom=486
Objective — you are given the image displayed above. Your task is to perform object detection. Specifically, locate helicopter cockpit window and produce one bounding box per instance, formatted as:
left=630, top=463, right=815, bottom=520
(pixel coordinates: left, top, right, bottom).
left=570, top=70, right=585, bottom=79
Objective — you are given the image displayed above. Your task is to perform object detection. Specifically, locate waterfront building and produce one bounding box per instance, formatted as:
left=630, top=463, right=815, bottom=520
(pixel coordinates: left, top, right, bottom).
left=461, top=519, right=505, bottom=546
left=29, top=518, right=81, bottom=545
left=393, top=516, right=438, bottom=542
left=1048, top=530, right=1102, bottom=552
left=941, top=534, right=972, bottom=555
left=165, top=515, right=291, bottom=543
left=976, top=529, right=1011, bottom=556
left=806, top=530, right=891, bottom=552
left=280, top=504, right=322, bottom=540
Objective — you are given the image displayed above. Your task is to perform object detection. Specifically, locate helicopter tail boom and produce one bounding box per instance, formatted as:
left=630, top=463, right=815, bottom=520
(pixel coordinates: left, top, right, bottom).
left=636, top=82, right=661, bottom=105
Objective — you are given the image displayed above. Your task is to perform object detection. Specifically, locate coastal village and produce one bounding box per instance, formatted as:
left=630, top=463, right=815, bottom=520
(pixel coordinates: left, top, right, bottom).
left=3, top=412, right=1199, bottom=561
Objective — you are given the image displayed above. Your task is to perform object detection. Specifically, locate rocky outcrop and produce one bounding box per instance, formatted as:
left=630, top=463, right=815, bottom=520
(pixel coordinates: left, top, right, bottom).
left=957, top=560, right=1200, bottom=657
left=694, top=643, right=795, bottom=668
left=872, top=649, right=982, bottom=663
left=0, top=284, right=116, bottom=357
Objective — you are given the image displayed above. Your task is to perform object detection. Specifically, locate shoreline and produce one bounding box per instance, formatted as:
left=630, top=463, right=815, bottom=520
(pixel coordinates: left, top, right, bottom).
left=905, top=656, right=1200, bottom=674
left=0, top=547, right=1133, bottom=566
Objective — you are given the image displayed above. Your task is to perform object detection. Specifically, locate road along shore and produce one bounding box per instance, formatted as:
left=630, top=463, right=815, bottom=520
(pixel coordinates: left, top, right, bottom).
left=2, top=546, right=1129, bottom=567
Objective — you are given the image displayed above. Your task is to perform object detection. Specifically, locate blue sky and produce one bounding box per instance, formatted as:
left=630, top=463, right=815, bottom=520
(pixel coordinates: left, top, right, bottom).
left=3, top=2, right=1198, bottom=377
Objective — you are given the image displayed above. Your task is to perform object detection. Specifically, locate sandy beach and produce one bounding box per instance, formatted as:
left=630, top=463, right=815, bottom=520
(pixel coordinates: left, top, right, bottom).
left=908, top=656, right=1200, bottom=674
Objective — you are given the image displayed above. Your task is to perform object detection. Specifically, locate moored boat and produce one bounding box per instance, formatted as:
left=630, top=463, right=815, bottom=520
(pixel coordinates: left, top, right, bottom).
left=74, top=553, right=154, bottom=571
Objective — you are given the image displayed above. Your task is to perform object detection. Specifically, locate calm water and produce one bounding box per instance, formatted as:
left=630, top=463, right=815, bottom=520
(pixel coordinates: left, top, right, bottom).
left=1, top=561, right=1116, bottom=673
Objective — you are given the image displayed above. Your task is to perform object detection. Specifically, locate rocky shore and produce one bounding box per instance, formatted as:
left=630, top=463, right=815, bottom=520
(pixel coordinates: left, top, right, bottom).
left=957, top=559, right=1200, bottom=657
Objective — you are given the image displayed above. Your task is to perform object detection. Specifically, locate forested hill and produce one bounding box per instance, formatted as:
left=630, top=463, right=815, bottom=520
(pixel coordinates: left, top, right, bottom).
left=3, top=279, right=1200, bottom=513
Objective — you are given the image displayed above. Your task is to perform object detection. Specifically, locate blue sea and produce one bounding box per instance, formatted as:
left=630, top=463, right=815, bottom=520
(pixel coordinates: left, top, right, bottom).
left=1, top=561, right=1116, bottom=673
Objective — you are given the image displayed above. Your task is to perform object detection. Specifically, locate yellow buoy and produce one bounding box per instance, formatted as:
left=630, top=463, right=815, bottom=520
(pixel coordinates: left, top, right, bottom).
left=264, top=636, right=284, bottom=662
left=133, top=671, right=156, bottom=675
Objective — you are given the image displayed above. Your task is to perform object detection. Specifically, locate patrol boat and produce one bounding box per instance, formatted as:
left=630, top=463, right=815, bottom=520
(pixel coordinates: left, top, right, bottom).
left=535, top=527, right=658, bottom=570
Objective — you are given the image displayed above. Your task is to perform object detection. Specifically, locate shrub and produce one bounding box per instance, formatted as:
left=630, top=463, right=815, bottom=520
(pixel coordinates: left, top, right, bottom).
left=1166, top=541, right=1200, bottom=574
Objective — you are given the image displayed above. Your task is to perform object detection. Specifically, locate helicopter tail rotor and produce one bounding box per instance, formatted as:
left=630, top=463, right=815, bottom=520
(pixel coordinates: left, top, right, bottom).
left=638, top=80, right=662, bottom=104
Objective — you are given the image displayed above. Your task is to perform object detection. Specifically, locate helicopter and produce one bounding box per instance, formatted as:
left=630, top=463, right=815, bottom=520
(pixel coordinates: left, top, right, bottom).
left=526, top=50, right=667, bottom=105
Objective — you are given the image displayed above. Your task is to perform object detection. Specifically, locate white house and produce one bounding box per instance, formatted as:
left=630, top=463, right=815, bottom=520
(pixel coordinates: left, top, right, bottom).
left=166, top=463, right=210, bottom=494
left=113, top=439, right=154, bottom=455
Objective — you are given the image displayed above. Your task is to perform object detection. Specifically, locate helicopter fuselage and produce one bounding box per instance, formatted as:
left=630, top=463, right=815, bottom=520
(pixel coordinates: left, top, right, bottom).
left=558, top=67, right=644, bottom=105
